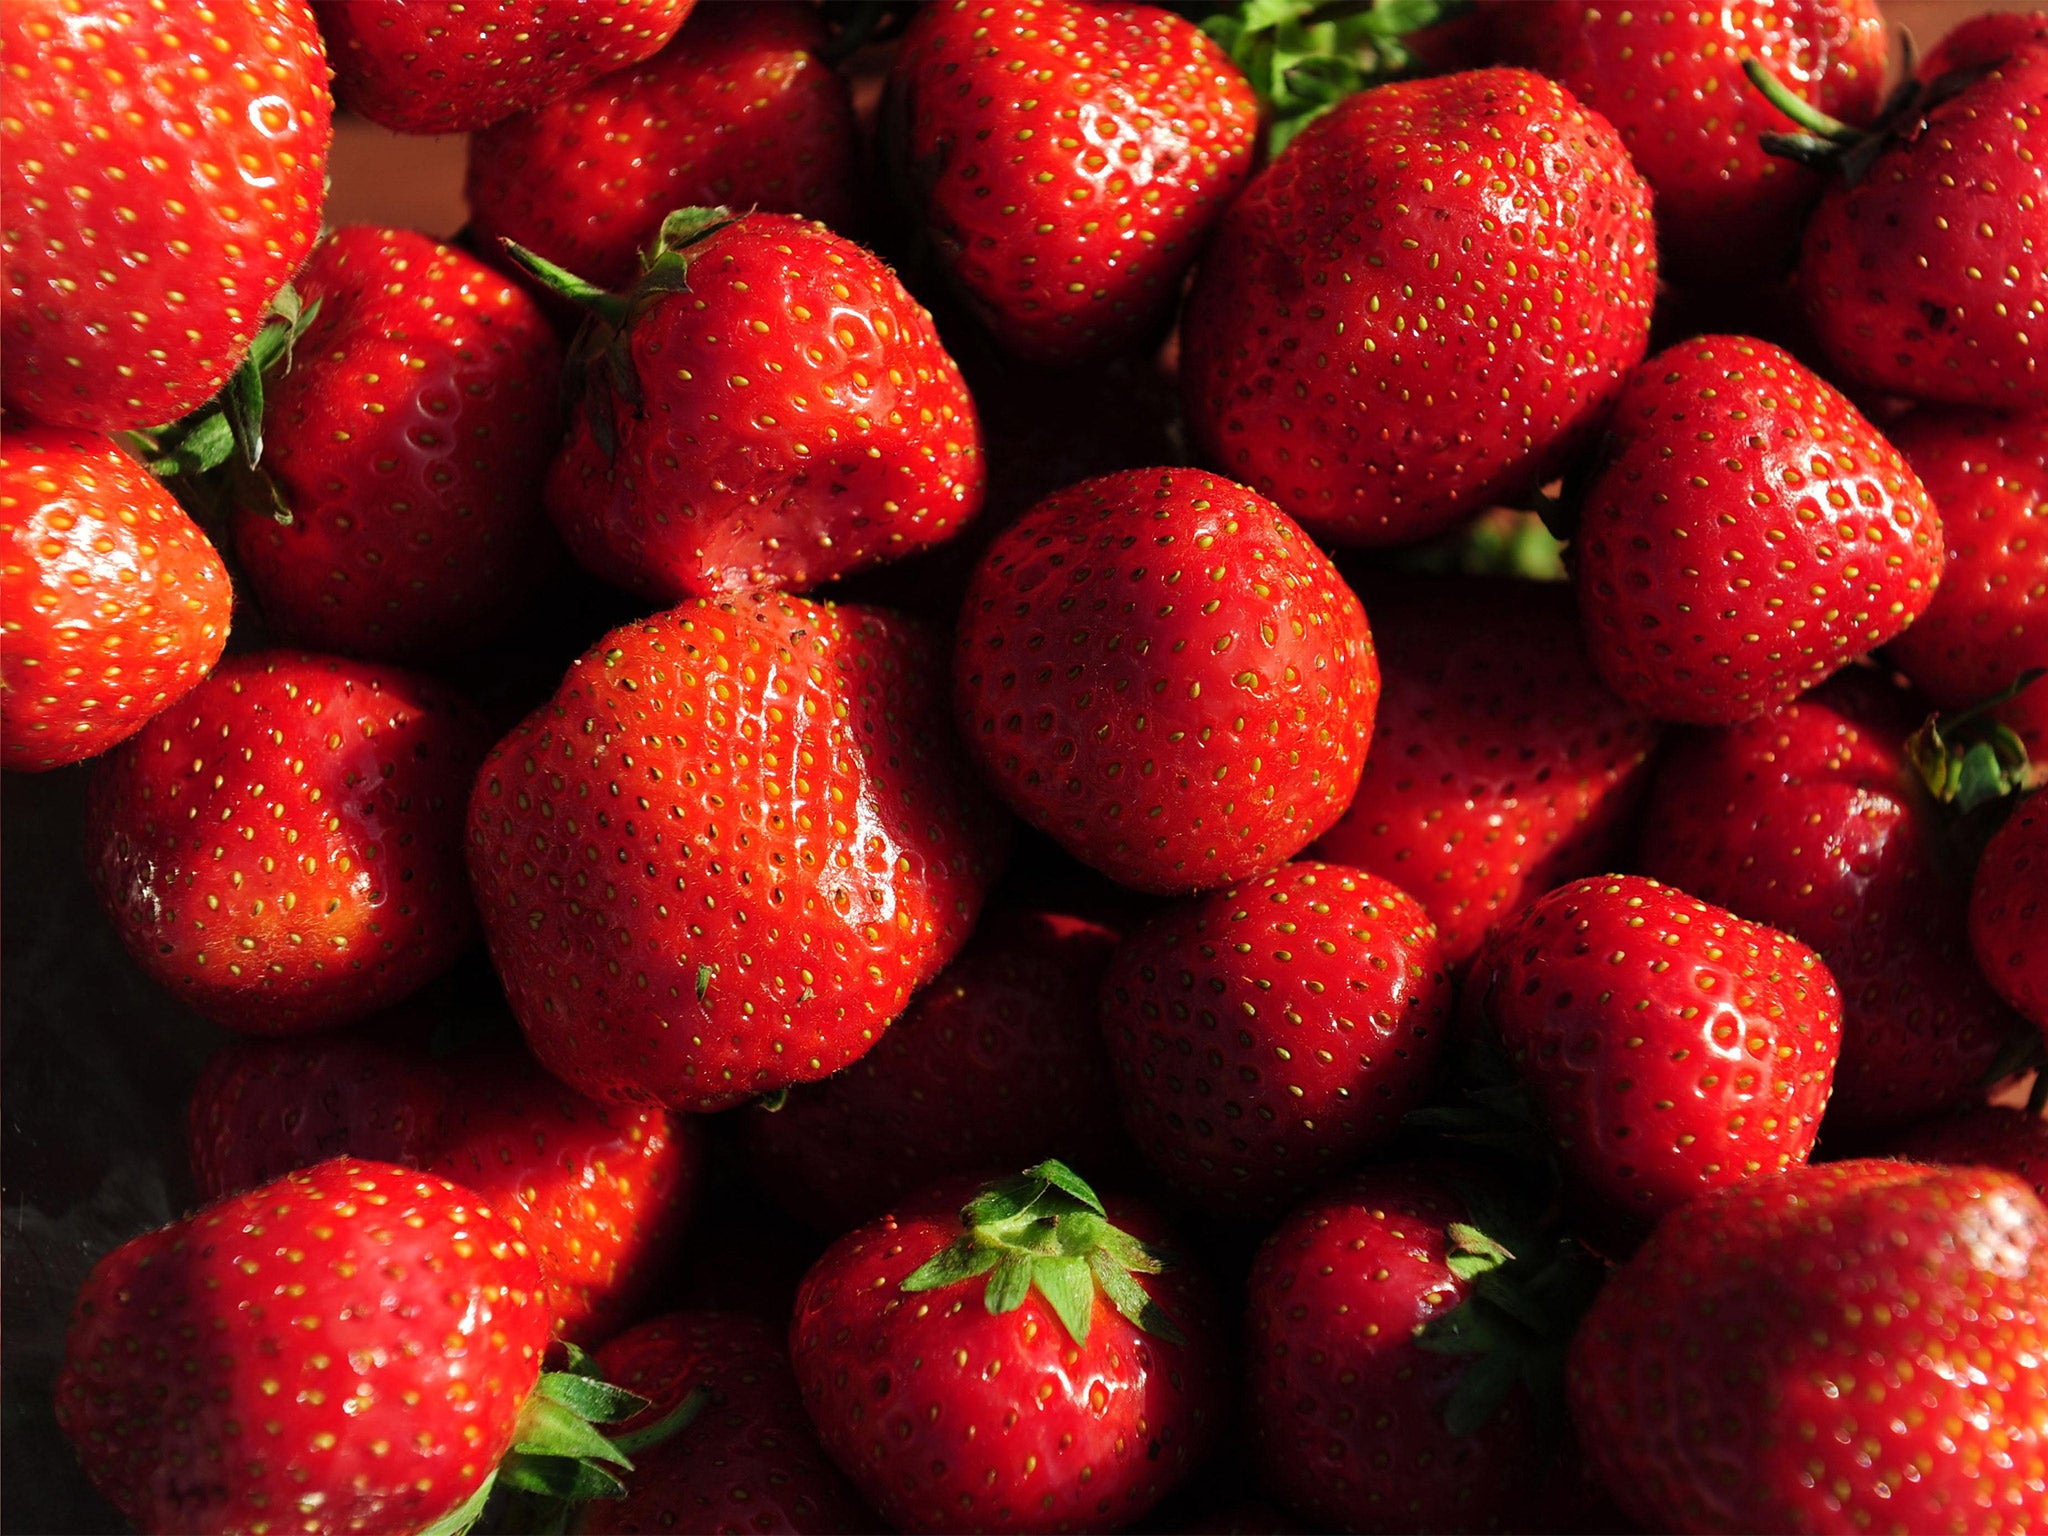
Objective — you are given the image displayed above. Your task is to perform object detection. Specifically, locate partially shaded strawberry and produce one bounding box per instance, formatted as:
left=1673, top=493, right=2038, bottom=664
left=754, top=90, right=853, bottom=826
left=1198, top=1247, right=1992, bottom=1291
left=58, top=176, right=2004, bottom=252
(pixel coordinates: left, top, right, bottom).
left=1975, top=794, right=2048, bottom=1032
left=1893, top=1103, right=2048, bottom=1202
left=1920, top=9, right=2048, bottom=77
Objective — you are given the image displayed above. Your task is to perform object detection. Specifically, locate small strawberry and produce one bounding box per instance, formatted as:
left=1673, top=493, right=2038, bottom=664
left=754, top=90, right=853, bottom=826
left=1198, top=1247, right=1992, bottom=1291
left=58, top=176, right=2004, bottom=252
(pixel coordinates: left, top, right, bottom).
left=1568, top=1159, right=2048, bottom=1532
left=1572, top=335, right=1943, bottom=725
left=790, top=1160, right=1226, bottom=1534
left=466, top=594, right=1011, bottom=1113
left=1920, top=9, right=2048, bottom=77
left=88, top=651, right=488, bottom=1034
left=1, top=0, right=332, bottom=431
left=952, top=467, right=1378, bottom=894
left=1894, top=1103, right=2048, bottom=1202
left=1, top=427, right=232, bottom=771
left=1101, top=860, right=1452, bottom=1217
left=1180, top=67, right=1656, bottom=547
left=1975, top=793, right=2048, bottom=1032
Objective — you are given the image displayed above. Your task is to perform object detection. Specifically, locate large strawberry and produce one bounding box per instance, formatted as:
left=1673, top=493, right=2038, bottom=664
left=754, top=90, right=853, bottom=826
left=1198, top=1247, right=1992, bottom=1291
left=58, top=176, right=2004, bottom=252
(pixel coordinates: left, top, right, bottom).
left=1572, top=335, right=1942, bottom=725
left=1894, top=1104, right=2048, bottom=1203
left=1101, top=860, right=1452, bottom=1217
left=1180, top=67, right=1656, bottom=548
left=953, top=467, right=1378, bottom=894
left=790, top=1160, right=1225, bottom=1534
left=1, top=427, right=232, bottom=771
left=1310, top=576, right=1659, bottom=966
left=1920, top=9, right=2048, bottom=77
left=1, top=0, right=332, bottom=431
left=467, top=594, right=1011, bottom=1114
left=1975, top=793, right=2048, bottom=1032
left=1568, top=1159, right=2048, bottom=1532
left=88, top=651, right=488, bottom=1034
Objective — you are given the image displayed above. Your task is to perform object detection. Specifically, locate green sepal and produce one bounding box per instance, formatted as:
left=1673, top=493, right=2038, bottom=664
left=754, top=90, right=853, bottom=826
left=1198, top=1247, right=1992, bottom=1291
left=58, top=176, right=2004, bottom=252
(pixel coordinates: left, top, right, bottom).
left=515, top=1396, right=635, bottom=1469
left=1746, top=47, right=2010, bottom=187
left=1908, top=669, right=2042, bottom=815
left=497, top=1457, right=630, bottom=1502
left=536, top=1369, right=653, bottom=1427
left=610, top=1386, right=708, bottom=1459
left=414, top=1472, right=498, bottom=1536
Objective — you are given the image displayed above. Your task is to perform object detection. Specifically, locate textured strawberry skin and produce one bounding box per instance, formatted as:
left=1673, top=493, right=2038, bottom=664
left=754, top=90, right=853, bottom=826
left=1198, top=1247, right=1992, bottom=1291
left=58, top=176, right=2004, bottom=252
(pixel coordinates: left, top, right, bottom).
left=1180, top=67, right=1656, bottom=547
left=1574, top=336, right=1942, bottom=725
left=88, top=651, right=488, bottom=1035
left=55, top=1157, right=549, bottom=1536
left=1895, top=1105, right=2048, bottom=1204
left=953, top=467, right=1378, bottom=894
left=1, top=428, right=232, bottom=771
left=2, top=0, right=332, bottom=430
left=1974, top=795, right=2048, bottom=1032
left=1568, top=1159, right=2048, bottom=1534
left=1919, top=10, right=2048, bottom=76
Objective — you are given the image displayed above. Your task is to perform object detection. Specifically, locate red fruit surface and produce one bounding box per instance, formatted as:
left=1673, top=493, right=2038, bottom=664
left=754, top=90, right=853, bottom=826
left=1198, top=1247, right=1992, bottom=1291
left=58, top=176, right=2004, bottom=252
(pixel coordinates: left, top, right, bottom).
left=1310, top=577, right=1660, bottom=966
left=88, top=652, right=488, bottom=1034
left=1568, top=1159, right=2048, bottom=1533
left=1180, top=68, right=1656, bottom=547
left=1975, top=795, right=2048, bottom=1031
left=1573, top=335, right=1942, bottom=724
left=467, top=594, right=1011, bottom=1113
left=2, top=0, right=332, bottom=430
left=1894, top=1104, right=2048, bottom=1203
left=953, top=467, right=1378, bottom=894
left=1101, top=861, right=1452, bottom=1217
left=1, top=427, right=232, bottom=771
left=1920, top=9, right=2048, bottom=77
left=54, top=1158, right=549, bottom=1536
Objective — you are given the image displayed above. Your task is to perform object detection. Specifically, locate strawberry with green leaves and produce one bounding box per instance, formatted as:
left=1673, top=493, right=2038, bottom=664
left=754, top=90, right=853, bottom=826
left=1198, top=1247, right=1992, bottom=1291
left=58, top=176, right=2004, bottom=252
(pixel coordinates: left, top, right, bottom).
left=1975, top=794, right=2048, bottom=1033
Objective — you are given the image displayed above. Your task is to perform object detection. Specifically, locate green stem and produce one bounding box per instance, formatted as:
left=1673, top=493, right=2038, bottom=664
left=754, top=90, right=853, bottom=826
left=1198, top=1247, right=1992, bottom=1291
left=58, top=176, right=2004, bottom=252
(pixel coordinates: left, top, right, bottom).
left=1741, top=56, right=1862, bottom=142
left=500, top=240, right=630, bottom=326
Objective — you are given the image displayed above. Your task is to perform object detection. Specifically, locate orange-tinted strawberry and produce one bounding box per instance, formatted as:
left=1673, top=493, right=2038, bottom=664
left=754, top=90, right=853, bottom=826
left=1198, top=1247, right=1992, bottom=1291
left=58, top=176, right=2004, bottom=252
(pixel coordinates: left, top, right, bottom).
left=1893, top=1104, right=2048, bottom=1202
left=1975, top=793, right=2048, bottom=1032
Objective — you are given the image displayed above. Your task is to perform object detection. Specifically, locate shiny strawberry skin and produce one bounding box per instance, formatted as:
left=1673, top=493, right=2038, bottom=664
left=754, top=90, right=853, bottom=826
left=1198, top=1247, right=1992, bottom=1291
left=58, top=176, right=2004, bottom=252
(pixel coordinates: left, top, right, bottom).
left=317, top=0, right=693, bottom=134
left=1180, top=67, right=1656, bottom=547
left=1574, top=336, right=1943, bottom=725
left=1920, top=10, right=2048, bottom=77
left=230, top=226, right=563, bottom=664
left=467, top=594, right=1011, bottom=1113
left=1568, top=1159, right=2048, bottom=1533
left=953, top=467, right=1378, bottom=894
left=1, top=0, right=332, bottom=430
left=468, top=3, right=859, bottom=296
left=1974, top=795, right=2048, bottom=1032
left=1894, top=1104, right=2048, bottom=1203
left=87, top=651, right=488, bottom=1034
left=1102, top=861, right=1452, bottom=1217
left=54, top=1157, right=550, bottom=1536
left=0, top=427, right=232, bottom=771
left=1310, top=577, right=1660, bottom=967
left=885, top=0, right=1258, bottom=365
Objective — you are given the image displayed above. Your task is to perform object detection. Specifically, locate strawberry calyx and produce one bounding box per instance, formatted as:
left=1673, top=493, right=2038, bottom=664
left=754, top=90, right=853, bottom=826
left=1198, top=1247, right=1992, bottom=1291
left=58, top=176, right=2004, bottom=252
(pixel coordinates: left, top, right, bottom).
left=899, top=1159, right=1186, bottom=1346
left=1744, top=47, right=2009, bottom=185
left=1908, top=668, right=2042, bottom=816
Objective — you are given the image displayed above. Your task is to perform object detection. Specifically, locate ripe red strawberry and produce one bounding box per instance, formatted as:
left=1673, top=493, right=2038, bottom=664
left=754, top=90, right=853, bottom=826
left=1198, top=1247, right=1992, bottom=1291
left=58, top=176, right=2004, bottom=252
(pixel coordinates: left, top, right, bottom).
left=468, top=3, right=859, bottom=298
left=88, top=651, right=488, bottom=1034
left=790, top=1161, right=1226, bottom=1534
left=317, top=0, right=694, bottom=135
left=1573, top=335, right=1942, bottom=725
left=1, top=0, right=332, bottom=431
left=1568, top=1159, right=2048, bottom=1532
left=227, top=226, right=563, bottom=664
left=1101, top=860, right=1452, bottom=1217
left=1180, top=67, right=1656, bottom=548
left=1310, top=577, right=1660, bottom=966
left=467, top=594, right=1011, bottom=1113
left=1894, top=1104, right=2048, bottom=1202
left=740, top=908, right=1124, bottom=1231
left=953, top=467, right=1378, bottom=894
left=884, top=0, right=1259, bottom=365
left=1, top=427, right=232, bottom=771
left=1975, top=794, right=2048, bottom=1031
left=1920, top=10, right=2048, bottom=77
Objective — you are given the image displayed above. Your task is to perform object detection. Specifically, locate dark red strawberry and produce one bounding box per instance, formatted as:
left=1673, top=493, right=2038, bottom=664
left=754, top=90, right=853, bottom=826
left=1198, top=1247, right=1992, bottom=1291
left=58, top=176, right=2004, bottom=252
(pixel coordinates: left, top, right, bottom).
left=1573, top=335, right=1942, bottom=724
left=1180, top=67, right=1656, bottom=547
left=1101, top=860, right=1452, bottom=1217
left=1, top=427, right=232, bottom=771
left=1310, top=577, right=1660, bottom=966
left=1920, top=9, right=2048, bottom=77
left=1975, top=793, right=2048, bottom=1031
left=1894, top=1103, right=2048, bottom=1202
left=88, top=651, right=488, bottom=1034
left=467, top=594, right=1011, bottom=1113
left=2, top=0, right=332, bottom=430
left=1568, top=1159, right=2048, bottom=1532
left=790, top=1161, right=1226, bottom=1534
left=953, top=467, right=1378, bottom=894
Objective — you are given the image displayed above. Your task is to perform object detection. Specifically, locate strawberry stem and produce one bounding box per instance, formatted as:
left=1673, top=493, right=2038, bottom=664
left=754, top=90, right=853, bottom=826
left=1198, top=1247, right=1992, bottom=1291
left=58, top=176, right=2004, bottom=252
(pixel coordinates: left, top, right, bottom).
left=1742, top=56, right=1862, bottom=144
left=499, top=240, right=630, bottom=327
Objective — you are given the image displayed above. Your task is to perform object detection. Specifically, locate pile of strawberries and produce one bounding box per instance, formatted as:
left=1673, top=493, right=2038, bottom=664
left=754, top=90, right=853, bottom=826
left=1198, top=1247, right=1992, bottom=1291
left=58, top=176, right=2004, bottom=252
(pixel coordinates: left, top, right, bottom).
left=6, top=0, right=2048, bottom=1532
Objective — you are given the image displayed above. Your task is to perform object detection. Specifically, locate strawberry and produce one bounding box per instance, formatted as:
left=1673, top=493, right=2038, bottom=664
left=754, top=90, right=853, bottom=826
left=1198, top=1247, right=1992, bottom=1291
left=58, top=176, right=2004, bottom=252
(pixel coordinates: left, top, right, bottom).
left=1567, top=1158, right=2048, bottom=1532
left=1572, top=335, right=1943, bottom=725
left=1974, top=793, right=2048, bottom=1032
left=466, top=593, right=1011, bottom=1114
left=317, top=0, right=694, bottom=135
left=1470, top=874, right=1841, bottom=1242
left=789, top=1160, right=1226, bottom=1534
left=1101, top=860, right=1453, bottom=1217
left=1920, top=10, right=2048, bottom=77
left=87, top=650, right=488, bottom=1034
left=952, top=467, right=1378, bottom=894
left=1, top=0, right=332, bottom=431
left=1309, top=577, right=1660, bottom=967
left=1179, top=67, right=1656, bottom=548
left=739, top=908, right=1124, bottom=1231
left=468, top=3, right=860, bottom=298
left=1, top=427, right=232, bottom=771
left=883, top=0, right=1259, bottom=365
left=1894, top=1104, right=2048, bottom=1203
